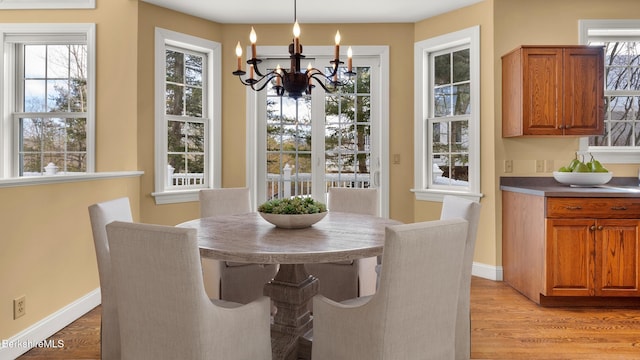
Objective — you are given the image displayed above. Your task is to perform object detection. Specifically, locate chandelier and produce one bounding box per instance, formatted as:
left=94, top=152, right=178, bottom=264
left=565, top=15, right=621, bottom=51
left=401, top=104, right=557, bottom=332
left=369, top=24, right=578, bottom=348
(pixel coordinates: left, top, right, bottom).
left=232, top=0, right=355, bottom=99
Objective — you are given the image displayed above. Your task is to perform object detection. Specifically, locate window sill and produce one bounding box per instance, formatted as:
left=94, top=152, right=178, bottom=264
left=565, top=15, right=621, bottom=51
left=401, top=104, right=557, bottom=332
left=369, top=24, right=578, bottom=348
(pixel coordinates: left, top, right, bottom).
left=583, top=148, right=640, bottom=164
left=411, top=188, right=483, bottom=202
left=0, top=171, right=143, bottom=189
left=151, top=189, right=201, bottom=205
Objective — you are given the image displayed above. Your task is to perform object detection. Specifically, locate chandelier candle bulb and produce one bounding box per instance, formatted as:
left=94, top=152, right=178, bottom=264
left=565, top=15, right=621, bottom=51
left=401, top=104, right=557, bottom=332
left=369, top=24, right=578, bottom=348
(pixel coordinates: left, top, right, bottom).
left=334, top=31, right=341, bottom=60
left=235, top=42, right=242, bottom=71
left=293, top=21, right=301, bottom=54
left=276, top=65, right=281, bottom=86
left=250, top=27, right=257, bottom=59
left=347, top=47, right=353, bottom=72
left=249, top=64, right=254, bottom=80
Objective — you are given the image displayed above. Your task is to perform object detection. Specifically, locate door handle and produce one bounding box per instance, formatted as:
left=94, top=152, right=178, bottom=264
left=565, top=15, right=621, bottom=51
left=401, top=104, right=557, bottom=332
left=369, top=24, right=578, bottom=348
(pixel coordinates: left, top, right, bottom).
left=373, top=170, right=380, bottom=187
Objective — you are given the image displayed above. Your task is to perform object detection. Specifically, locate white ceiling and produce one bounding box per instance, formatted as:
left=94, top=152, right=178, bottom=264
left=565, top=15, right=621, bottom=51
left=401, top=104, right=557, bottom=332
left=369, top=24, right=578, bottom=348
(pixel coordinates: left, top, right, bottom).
left=140, top=0, right=484, bottom=24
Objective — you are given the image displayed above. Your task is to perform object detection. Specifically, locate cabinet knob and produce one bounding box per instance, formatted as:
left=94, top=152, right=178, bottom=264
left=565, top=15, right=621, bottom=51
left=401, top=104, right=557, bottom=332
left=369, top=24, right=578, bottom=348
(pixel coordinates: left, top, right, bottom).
left=611, top=206, right=628, bottom=211
left=597, top=225, right=604, bottom=231
left=565, top=125, right=572, bottom=129
left=590, top=225, right=596, bottom=231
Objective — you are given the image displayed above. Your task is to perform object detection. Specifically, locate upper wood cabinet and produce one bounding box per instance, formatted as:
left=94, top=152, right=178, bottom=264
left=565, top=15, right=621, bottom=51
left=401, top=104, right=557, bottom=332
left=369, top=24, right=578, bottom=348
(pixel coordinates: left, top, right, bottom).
left=502, top=46, right=604, bottom=137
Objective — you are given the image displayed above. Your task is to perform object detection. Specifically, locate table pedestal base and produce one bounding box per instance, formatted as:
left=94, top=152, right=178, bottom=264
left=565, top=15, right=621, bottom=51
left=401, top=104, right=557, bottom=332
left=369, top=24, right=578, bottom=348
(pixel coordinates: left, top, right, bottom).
left=264, top=264, right=317, bottom=360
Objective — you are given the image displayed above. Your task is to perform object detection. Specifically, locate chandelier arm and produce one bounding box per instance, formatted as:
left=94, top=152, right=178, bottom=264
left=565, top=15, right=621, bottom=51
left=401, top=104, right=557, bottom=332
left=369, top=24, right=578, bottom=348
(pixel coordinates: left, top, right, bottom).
left=309, top=74, right=340, bottom=93
left=235, top=71, right=278, bottom=92
left=251, top=61, right=266, bottom=77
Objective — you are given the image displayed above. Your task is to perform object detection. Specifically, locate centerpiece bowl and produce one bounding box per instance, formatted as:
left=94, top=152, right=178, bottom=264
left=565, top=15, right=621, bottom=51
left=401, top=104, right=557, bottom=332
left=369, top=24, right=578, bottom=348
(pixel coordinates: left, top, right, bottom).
left=552, top=171, right=613, bottom=187
left=258, top=197, right=327, bottom=229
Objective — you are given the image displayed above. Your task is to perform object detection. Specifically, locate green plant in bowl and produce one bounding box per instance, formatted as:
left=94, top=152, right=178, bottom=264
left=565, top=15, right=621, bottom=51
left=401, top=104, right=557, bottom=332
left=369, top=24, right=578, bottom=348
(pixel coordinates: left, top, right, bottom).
left=258, top=197, right=328, bottom=228
left=258, top=196, right=327, bottom=214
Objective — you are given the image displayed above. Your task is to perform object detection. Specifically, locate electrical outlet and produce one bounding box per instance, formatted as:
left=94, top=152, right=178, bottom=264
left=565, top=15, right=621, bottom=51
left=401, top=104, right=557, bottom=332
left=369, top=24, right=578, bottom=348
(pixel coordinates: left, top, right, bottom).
left=14, top=295, right=25, bottom=319
left=504, top=160, right=513, bottom=173
left=535, top=160, right=544, bottom=173
left=545, top=159, right=554, bottom=173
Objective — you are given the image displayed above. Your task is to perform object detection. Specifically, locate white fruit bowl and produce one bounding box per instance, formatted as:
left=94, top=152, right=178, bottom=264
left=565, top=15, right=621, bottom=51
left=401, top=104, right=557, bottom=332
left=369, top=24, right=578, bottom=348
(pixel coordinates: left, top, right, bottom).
left=553, top=171, right=613, bottom=186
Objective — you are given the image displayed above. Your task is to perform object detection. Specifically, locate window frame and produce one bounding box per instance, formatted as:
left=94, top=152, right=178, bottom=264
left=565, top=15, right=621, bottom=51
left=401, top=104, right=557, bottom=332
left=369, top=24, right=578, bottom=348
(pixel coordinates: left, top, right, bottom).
left=0, top=0, right=94, bottom=9
left=152, top=27, right=221, bottom=205
left=579, top=19, right=640, bottom=164
left=0, top=23, right=96, bottom=181
left=413, top=25, right=482, bottom=202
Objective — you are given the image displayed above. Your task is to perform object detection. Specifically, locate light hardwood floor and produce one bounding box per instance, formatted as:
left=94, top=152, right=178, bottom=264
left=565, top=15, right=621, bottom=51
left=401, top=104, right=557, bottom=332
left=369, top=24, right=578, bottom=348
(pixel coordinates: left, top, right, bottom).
left=18, top=277, right=640, bottom=359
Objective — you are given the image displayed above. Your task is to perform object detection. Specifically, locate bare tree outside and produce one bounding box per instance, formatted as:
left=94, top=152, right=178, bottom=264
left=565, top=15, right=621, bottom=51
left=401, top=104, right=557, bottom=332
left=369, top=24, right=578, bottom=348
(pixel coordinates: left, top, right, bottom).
left=264, top=65, right=372, bottom=199
left=19, top=44, right=88, bottom=175
left=165, top=48, right=205, bottom=187
left=589, top=41, right=640, bottom=148
left=430, top=48, right=470, bottom=185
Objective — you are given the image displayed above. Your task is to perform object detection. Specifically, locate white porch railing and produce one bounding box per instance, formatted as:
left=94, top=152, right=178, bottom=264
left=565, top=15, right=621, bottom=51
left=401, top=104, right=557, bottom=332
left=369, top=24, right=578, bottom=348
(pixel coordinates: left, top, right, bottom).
left=168, top=165, right=205, bottom=187
left=266, top=164, right=370, bottom=199
left=167, top=164, right=371, bottom=195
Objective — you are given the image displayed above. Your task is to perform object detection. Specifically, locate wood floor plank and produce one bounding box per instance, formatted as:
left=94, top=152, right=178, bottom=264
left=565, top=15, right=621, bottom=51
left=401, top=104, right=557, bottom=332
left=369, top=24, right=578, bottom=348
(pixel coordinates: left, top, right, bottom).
left=17, top=277, right=640, bottom=359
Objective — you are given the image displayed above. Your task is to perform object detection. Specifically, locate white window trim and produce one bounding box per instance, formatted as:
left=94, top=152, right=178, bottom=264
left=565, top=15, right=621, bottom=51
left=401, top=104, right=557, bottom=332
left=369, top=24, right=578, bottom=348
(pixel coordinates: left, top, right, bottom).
left=245, top=45, right=390, bottom=217
left=152, top=27, right=221, bottom=205
left=578, top=19, right=640, bottom=164
left=0, top=0, right=94, bottom=9
left=412, top=25, right=482, bottom=202
left=0, top=23, right=96, bottom=183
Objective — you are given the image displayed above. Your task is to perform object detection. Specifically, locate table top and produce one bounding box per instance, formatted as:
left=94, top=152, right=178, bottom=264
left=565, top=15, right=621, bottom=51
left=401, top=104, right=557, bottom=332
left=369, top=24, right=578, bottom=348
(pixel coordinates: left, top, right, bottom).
left=177, top=212, right=402, bottom=264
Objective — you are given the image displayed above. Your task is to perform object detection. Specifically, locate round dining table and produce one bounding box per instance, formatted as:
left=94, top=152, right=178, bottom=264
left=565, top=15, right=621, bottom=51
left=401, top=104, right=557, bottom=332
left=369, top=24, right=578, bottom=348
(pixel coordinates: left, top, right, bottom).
left=178, top=211, right=401, bottom=360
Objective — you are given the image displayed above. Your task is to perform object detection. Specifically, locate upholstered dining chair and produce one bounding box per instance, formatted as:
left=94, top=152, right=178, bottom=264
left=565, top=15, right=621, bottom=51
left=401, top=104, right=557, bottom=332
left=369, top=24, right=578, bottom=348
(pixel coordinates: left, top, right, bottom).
left=305, top=187, right=379, bottom=303
left=311, top=218, right=469, bottom=360
left=440, top=195, right=481, bottom=360
left=106, top=221, right=272, bottom=360
left=199, top=188, right=277, bottom=304
left=88, top=197, right=133, bottom=360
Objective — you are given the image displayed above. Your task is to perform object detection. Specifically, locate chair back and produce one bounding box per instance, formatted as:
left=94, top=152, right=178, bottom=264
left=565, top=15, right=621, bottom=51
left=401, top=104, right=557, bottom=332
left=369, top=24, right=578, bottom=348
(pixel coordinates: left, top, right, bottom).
left=440, top=195, right=481, bottom=360
left=88, top=197, right=132, bottom=360
left=328, top=187, right=378, bottom=216
left=107, top=221, right=272, bottom=359
left=199, top=188, right=251, bottom=217
left=375, top=218, right=468, bottom=359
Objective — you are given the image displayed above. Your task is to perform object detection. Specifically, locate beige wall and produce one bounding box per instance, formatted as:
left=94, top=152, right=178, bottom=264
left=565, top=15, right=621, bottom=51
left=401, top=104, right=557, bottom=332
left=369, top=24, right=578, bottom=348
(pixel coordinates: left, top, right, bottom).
left=136, top=2, right=415, bottom=225
left=136, top=2, right=224, bottom=226
left=493, top=0, right=640, bottom=268
left=0, top=0, right=140, bottom=340
left=220, top=23, right=415, bottom=223
left=413, top=0, right=499, bottom=267
left=496, top=0, right=640, bottom=181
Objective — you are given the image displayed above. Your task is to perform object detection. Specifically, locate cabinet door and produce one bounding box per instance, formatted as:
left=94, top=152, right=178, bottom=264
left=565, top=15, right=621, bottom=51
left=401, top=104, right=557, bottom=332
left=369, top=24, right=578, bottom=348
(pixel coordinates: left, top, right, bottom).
left=562, top=47, right=604, bottom=135
left=522, top=48, right=563, bottom=135
left=595, top=219, right=640, bottom=296
left=545, top=219, right=595, bottom=296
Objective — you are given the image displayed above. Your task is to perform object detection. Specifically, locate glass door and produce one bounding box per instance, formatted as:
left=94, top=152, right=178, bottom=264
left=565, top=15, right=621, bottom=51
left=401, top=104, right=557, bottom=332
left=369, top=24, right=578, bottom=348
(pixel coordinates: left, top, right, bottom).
left=255, top=56, right=381, bottom=212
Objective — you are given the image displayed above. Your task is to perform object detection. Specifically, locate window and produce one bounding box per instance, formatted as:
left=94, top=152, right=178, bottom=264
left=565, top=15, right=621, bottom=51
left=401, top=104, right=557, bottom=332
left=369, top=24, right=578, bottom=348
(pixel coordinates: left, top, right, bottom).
left=152, top=28, right=221, bottom=204
left=0, top=23, right=95, bottom=179
left=579, top=20, right=640, bottom=164
left=413, top=26, right=481, bottom=202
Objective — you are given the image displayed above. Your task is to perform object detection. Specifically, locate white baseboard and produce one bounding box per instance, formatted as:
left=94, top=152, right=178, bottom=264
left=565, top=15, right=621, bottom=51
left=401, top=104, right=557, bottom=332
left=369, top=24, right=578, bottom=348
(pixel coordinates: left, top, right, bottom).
left=472, top=261, right=503, bottom=281
left=0, top=288, right=101, bottom=360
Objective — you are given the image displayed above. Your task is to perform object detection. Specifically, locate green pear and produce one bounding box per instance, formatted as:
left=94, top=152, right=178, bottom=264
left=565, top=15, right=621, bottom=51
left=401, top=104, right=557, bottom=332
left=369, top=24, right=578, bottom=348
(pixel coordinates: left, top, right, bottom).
left=573, top=162, right=590, bottom=173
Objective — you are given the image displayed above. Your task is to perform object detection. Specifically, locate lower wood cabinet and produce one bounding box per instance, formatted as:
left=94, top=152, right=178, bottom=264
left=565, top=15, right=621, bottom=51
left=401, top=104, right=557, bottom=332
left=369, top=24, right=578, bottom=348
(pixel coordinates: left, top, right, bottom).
left=503, top=191, right=640, bottom=305
left=547, top=218, right=640, bottom=297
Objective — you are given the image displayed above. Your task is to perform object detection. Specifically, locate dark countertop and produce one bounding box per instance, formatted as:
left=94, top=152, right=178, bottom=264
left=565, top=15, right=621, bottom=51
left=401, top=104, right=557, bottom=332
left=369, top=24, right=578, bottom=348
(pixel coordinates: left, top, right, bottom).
left=500, top=176, right=640, bottom=197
